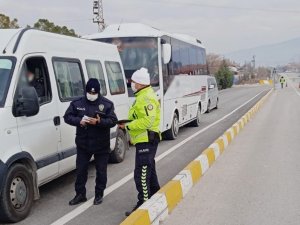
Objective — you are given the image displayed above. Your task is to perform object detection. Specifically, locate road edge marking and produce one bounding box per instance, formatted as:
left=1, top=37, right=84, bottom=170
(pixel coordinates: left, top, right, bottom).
left=120, top=89, right=273, bottom=225
left=50, top=89, right=268, bottom=225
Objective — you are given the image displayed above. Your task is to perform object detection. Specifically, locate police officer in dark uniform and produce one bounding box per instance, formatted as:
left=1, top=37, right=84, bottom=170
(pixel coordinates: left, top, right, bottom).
left=64, top=78, right=118, bottom=205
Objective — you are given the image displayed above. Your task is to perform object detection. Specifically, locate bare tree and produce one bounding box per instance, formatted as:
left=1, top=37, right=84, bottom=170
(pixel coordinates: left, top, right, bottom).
left=206, top=53, right=223, bottom=74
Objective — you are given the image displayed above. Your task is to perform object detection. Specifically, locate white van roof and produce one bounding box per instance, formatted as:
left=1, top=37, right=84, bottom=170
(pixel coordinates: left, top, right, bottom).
left=84, top=23, right=205, bottom=48
left=0, top=29, right=21, bottom=53
left=0, top=28, right=118, bottom=58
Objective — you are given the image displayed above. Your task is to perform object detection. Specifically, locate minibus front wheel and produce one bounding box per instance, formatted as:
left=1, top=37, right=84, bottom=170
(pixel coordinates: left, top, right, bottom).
left=0, top=163, right=34, bottom=223
left=110, top=129, right=128, bottom=163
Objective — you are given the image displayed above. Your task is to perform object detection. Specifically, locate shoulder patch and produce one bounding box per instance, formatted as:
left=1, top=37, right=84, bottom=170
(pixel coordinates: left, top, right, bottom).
left=147, top=104, right=154, bottom=111
left=99, top=104, right=105, bottom=111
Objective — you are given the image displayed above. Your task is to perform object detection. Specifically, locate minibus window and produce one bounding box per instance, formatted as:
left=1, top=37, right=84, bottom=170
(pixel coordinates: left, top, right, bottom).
left=53, top=59, right=85, bottom=101
left=0, top=58, right=14, bottom=107
left=85, top=60, right=107, bottom=96
left=105, top=61, right=126, bottom=95
left=16, top=57, right=52, bottom=105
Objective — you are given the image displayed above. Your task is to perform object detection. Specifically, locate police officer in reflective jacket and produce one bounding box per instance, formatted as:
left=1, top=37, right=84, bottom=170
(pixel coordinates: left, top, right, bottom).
left=64, top=78, right=118, bottom=206
left=119, top=68, right=161, bottom=216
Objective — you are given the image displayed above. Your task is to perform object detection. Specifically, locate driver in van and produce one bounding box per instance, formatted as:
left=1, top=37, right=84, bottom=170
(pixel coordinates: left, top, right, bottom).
left=26, top=70, right=45, bottom=97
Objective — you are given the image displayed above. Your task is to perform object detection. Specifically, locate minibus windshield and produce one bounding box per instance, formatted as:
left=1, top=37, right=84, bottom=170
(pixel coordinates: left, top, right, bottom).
left=0, top=58, right=14, bottom=107
left=96, top=37, right=159, bottom=96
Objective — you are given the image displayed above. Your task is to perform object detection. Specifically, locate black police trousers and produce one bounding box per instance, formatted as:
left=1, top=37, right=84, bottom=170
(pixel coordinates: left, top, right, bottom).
left=75, top=148, right=109, bottom=197
left=134, top=141, right=160, bottom=206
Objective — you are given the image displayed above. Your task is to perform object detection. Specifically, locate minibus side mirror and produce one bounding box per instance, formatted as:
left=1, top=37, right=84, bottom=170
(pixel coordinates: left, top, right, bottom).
left=162, top=43, right=172, bottom=64
left=13, top=87, right=40, bottom=117
left=209, top=84, right=215, bottom=89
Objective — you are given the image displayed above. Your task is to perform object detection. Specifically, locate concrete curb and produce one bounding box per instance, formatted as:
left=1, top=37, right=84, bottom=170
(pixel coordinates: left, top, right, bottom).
left=259, top=80, right=273, bottom=85
left=120, top=90, right=273, bottom=225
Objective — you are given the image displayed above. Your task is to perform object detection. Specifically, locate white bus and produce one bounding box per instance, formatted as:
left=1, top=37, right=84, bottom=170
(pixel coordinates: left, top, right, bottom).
left=85, top=23, right=209, bottom=140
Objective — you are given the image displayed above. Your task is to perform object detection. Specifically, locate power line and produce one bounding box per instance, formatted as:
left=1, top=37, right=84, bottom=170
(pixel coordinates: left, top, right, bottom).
left=54, top=18, right=93, bottom=23
left=152, top=0, right=300, bottom=14
left=37, top=1, right=300, bottom=25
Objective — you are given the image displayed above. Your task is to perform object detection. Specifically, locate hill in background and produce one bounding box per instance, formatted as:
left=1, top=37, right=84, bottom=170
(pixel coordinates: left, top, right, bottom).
left=225, top=37, right=300, bottom=67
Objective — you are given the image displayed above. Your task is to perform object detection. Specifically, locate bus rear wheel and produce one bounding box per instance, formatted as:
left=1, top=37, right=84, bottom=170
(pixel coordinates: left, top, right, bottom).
left=0, top=163, right=34, bottom=223
left=207, top=100, right=211, bottom=113
left=190, top=105, right=201, bottom=127
left=164, top=113, right=179, bottom=140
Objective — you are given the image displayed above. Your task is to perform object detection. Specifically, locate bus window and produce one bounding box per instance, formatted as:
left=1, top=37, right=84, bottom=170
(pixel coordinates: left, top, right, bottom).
left=171, top=39, right=181, bottom=75
left=105, top=61, right=126, bottom=95
left=168, top=37, right=207, bottom=76
left=189, top=46, right=198, bottom=75
left=96, top=37, right=159, bottom=92
left=180, top=43, right=190, bottom=74
left=85, top=60, right=107, bottom=96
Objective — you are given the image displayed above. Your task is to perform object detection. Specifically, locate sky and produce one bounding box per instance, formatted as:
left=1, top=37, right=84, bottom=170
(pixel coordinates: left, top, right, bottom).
left=1, top=0, right=300, bottom=54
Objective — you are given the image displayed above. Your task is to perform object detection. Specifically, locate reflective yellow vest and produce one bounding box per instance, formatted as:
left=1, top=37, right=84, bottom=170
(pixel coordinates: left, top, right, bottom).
left=126, top=86, right=161, bottom=145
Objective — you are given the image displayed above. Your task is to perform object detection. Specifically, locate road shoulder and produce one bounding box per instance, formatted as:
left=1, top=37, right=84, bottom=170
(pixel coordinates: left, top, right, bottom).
left=164, top=87, right=300, bottom=225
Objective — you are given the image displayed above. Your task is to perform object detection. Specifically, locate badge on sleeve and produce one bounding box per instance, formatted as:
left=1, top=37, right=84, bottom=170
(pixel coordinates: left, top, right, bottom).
left=99, top=104, right=105, bottom=111
left=147, top=104, right=154, bottom=111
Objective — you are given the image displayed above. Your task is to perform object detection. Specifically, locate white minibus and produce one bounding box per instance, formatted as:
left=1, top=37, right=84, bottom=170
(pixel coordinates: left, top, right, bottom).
left=206, top=76, right=219, bottom=113
left=0, top=28, right=129, bottom=222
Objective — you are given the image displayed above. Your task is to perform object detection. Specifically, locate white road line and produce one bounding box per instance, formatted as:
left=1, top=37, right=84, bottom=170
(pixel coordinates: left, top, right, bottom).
left=50, top=89, right=268, bottom=225
left=286, top=76, right=300, bottom=97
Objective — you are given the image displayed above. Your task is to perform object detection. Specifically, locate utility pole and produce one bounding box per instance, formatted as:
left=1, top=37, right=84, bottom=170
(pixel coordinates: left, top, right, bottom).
left=271, top=67, right=276, bottom=89
left=93, top=0, right=105, bottom=32
left=274, top=68, right=277, bottom=89
left=252, top=55, right=256, bottom=69
left=250, top=55, right=256, bottom=79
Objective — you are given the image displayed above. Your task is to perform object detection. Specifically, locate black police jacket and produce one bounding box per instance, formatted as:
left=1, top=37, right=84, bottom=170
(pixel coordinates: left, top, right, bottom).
left=64, top=96, right=118, bottom=153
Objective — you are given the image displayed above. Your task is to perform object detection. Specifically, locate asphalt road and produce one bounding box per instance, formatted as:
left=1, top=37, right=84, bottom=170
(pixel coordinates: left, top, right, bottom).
left=164, top=74, right=300, bottom=225
left=8, top=85, right=270, bottom=225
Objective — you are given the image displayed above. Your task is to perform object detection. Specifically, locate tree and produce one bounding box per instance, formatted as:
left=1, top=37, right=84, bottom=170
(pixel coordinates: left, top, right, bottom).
left=215, top=61, right=234, bottom=89
left=0, top=13, right=19, bottom=28
left=207, top=53, right=238, bottom=75
left=257, top=67, right=271, bottom=79
left=206, top=53, right=223, bottom=75
left=33, top=19, right=78, bottom=37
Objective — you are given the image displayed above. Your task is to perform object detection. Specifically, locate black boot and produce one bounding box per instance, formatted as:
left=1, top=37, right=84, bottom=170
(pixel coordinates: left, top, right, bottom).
left=93, top=195, right=103, bottom=205
left=125, top=203, right=142, bottom=217
left=69, top=194, right=87, bottom=206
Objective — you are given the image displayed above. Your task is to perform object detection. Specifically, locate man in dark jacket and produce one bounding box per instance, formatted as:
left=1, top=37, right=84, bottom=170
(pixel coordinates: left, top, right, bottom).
left=64, top=78, right=118, bottom=205
left=26, top=70, right=45, bottom=98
